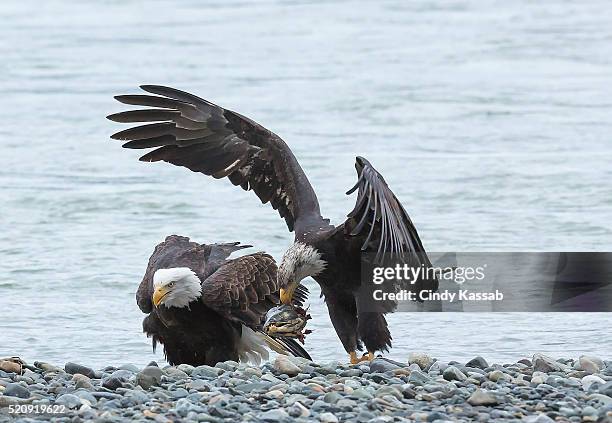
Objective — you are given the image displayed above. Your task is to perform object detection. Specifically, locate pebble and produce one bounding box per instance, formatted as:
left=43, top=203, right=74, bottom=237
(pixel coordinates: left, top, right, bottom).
left=578, top=355, right=603, bottom=373
left=532, top=353, right=569, bottom=373
left=102, top=369, right=133, bottom=390
left=1, top=353, right=607, bottom=422
left=259, top=408, right=289, bottom=421
left=599, top=380, right=612, bottom=396
left=136, top=365, right=163, bottom=389
left=487, top=369, right=507, bottom=382
left=319, top=411, right=339, bottom=422
left=523, top=414, right=555, bottom=423
left=65, top=362, right=96, bottom=378
left=289, top=401, right=310, bottom=417
left=4, top=382, right=30, bottom=398
left=408, top=352, right=433, bottom=370
left=466, top=356, right=489, bottom=370
left=274, top=355, right=302, bottom=376
left=443, top=365, right=467, bottom=382
left=0, top=360, right=22, bottom=373
left=467, top=389, right=499, bottom=406
left=72, top=373, right=94, bottom=390
left=55, top=393, right=81, bottom=409
left=408, top=370, right=430, bottom=385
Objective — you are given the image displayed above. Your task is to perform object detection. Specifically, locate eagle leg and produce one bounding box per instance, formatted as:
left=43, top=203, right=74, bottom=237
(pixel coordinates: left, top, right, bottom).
left=349, top=351, right=361, bottom=365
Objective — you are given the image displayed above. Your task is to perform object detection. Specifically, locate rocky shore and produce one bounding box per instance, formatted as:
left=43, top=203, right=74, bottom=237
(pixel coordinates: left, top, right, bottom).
left=1, top=353, right=611, bottom=422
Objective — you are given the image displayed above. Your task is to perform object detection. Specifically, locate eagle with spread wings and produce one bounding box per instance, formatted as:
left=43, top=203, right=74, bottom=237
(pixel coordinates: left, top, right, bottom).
left=110, top=86, right=437, bottom=364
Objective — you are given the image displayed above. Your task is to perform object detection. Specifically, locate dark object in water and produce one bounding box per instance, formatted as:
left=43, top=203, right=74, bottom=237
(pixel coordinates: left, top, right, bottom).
left=263, top=304, right=312, bottom=342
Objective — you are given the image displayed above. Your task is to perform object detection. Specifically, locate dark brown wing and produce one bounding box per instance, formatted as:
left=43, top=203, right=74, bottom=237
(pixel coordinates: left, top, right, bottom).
left=108, top=85, right=328, bottom=235
left=344, top=157, right=431, bottom=264
left=199, top=253, right=280, bottom=326
left=136, top=235, right=249, bottom=313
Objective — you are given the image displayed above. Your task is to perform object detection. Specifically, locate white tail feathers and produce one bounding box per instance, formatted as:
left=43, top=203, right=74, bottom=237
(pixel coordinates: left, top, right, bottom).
left=236, top=325, right=294, bottom=365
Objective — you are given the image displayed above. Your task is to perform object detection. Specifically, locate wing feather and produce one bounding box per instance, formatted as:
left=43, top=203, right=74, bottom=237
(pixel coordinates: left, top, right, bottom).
left=344, top=157, right=432, bottom=264
left=200, top=253, right=280, bottom=326
left=109, top=85, right=328, bottom=234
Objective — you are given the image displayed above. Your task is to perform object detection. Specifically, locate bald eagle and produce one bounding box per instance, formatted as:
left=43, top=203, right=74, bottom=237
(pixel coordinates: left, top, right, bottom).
left=109, top=85, right=437, bottom=364
left=136, top=235, right=310, bottom=366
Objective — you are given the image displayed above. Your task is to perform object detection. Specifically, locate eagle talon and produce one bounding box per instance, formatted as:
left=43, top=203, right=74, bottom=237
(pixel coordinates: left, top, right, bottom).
left=360, top=351, right=375, bottom=362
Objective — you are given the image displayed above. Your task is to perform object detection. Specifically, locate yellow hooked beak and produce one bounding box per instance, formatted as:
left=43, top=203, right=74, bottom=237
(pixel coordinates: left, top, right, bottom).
left=279, top=282, right=297, bottom=305
left=152, top=286, right=170, bottom=306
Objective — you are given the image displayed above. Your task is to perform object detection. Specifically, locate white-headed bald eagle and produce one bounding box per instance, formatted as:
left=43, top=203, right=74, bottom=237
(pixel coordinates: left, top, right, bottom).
left=137, top=235, right=310, bottom=366
left=110, top=86, right=437, bottom=364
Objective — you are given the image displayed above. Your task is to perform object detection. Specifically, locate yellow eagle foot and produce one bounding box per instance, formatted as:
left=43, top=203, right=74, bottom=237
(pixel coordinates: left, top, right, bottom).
left=360, top=351, right=375, bottom=362
left=349, top=351, right=375, bottom=364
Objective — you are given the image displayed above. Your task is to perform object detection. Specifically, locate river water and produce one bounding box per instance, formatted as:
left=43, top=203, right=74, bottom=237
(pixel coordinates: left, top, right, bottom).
left=1, top=0, right=611, bottom=367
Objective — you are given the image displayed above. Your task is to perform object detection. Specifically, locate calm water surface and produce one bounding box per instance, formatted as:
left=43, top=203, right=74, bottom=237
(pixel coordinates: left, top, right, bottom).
left=1, top=0, right=611, bottom=367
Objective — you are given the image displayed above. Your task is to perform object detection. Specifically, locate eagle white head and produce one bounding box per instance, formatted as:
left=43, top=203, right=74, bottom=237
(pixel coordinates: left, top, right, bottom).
left=152, top=267, right=202, bottom=309
left=278, top=242, right=326, bottom=304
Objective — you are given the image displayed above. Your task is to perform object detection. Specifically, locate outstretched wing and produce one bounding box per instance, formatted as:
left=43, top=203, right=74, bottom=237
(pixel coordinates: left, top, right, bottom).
left=108, top=85, right=328, bottom=235
left=343, top=157, right=437, bottom=307
left=344, top=157, right=432, bottom=264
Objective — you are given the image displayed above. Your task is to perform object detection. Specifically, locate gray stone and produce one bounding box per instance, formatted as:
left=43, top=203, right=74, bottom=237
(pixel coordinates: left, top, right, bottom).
left=72, top=374, right=94, bottom=390
left=170, top=387, right=189, bottom=399
left=369, top=358, right=401, bottom=373
left=408, top=370, right=431, bottom=385
left=487, top=370, right=507, bottom=382
left=532, top=353, right=569, bottom=373
left=578, top=355, right=603, bottom=374
left=339, top=368, right=361, bottom=377
left=188, top=379, right=210, bottom=391
left=165, top=367, right=189, bottom=379
left=118, top=363, right=140, bottom=373
left=235, top=381, right=272, bottom=393
left=259, top=408, right=289, bottom=421
left=319, top=412, right=339, bottom=423
left=522, top=414, right=555, bottom=423
left=323, top=391, right=342, bottom=404
left=123, top=389, right=149, bottom=405
left=4, top=383, right=30, bottom=398
left=64, top=362, right=96, bottom=378
left=466, top=356, right=489, bottom=370
left=55, top=393, right=81, bottom=409
left=136, top=366, right=162, bottom=390
left=375, top=386, right=402, bottom=400
left=588, top=393, right=612, bottom=406
left=288, top=401, right=310, bottom=418
left=73, top=389, right=97, bottom=405
left=598, top=380, right=612, bottom=396
left=443, top=366, right=467, bottom=382
left=192, top=365, right=222, bottom=379
left=467, top=389, right=499, bottom=406
left=408, top=352, right=433, bottom=370
left=177, top=364, right=195, bottom=375
left=175, top=398, right=193, bottom=417
left=274, top=355, right=301, bottom=376
left=428, top=361, right=448, bottom=374
left=215, top=361, right=239, bottom=371
left=34, top=361, right=61, bottom=373
left=351, top=388, right=374, bottom=399
left=102, top=369, right=133, bottom=390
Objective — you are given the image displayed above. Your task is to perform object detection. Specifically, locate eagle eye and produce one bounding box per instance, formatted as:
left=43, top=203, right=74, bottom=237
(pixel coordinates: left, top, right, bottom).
left=167, top=281, right=175, bottom=288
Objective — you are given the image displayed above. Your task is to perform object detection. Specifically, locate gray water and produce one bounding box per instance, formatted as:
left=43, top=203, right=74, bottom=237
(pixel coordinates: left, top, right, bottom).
left=1, top=1, right=611, bottom=368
